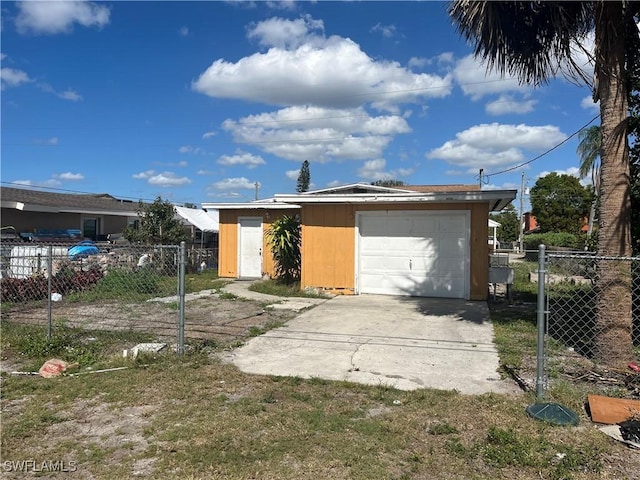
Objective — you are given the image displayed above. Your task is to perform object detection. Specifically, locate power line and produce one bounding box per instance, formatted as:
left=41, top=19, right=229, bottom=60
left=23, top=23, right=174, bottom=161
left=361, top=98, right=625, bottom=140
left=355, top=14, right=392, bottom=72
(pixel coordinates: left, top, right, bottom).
left=483, top=114, right=600, bottom=179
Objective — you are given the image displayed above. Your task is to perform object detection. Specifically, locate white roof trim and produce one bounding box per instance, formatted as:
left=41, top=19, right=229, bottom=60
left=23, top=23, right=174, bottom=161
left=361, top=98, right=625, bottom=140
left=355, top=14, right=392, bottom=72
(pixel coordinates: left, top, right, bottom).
left=276, top=189, right=515, bottom=201
left=202, top=202, right=300, bottom=211
left=488, top=219, right=501, bottom=228
left=301, top=182, right=413, bottom=195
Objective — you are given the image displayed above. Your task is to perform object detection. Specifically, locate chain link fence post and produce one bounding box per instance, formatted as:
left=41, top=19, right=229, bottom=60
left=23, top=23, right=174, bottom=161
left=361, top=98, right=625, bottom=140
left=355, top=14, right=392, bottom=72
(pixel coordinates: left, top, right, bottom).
left=177, top=241, right=186, bottom=355
left=47, top=245, right=53, bottom=339
left=535, top=243, right=546, bottom=400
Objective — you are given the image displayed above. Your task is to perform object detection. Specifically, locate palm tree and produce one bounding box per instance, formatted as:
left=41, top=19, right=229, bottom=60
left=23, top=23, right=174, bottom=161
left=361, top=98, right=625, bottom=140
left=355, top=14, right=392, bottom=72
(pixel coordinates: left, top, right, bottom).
left=576, top=125, right=602, bottom=236
left=449, top=1, right=638, bottom=367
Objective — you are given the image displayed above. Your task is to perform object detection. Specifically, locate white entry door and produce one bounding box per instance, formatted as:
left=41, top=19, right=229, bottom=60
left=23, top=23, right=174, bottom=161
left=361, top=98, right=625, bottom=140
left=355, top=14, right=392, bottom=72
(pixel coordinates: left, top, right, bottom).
left=238, top=217, right=263, bottom=278
left=357, top=211, right=469, bottom=298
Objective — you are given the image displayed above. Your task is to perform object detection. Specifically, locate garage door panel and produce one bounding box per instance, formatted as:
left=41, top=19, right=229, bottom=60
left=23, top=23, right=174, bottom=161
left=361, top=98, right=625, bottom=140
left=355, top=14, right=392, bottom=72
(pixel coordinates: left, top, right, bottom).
left=410, top=217, right=438, bottom=236
left=388, top=217, right=412, bottom=236
left=358, top=212, right=468, bottom=299
left=439, top=237, right=466, bottom=256
left=359, top=216, right=387, bottom=236
left=439, top=216, right=467, bottom=233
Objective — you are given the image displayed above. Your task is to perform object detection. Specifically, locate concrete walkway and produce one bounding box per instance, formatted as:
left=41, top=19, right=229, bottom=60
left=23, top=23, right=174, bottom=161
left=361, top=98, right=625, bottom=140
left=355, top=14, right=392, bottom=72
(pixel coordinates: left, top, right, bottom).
left=221, top=280, right=329, bottom=312
left=222, top=287, right=519, bottom=395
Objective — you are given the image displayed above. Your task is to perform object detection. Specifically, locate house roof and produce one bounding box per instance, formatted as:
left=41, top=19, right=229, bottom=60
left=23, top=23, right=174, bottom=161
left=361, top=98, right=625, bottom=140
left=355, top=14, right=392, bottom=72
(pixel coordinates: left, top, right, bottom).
left=297, top=182, right=481, bottom=195
left=273, top=189, right=516, bottom=212
left=174, top=206, right=219, bottom=232
left=1, top=186, right=140, bottom=216
left=202, top=183, right=516, bottom=212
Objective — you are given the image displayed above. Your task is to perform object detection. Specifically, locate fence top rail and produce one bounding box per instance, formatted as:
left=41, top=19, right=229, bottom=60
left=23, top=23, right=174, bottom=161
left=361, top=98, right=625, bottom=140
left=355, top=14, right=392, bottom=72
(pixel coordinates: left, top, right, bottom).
left=547, top=252, right=640, bottom=261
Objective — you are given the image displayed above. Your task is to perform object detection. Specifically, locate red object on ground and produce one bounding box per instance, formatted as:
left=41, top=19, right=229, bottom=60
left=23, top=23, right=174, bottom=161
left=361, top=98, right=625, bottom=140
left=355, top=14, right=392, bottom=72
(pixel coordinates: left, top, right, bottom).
left=629, top=362, right=640, bottom=373
left=38, top=359, right=70, bottom=378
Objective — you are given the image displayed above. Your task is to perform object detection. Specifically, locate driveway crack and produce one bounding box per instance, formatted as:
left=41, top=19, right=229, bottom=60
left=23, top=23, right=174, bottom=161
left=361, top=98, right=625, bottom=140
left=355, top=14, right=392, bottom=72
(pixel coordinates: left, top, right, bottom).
left=348, top=336, right=372, bottom=372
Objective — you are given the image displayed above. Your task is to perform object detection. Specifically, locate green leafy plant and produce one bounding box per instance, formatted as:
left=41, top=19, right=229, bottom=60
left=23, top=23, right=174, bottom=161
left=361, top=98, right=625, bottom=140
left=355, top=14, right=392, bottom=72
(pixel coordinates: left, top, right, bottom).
left=266, top=214, right=301, bottom=284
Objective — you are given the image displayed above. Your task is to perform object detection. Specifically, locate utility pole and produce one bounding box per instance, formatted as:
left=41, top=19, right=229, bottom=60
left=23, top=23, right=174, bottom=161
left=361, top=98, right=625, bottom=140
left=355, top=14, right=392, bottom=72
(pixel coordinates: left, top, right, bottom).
left=254, top=182, right=259, bottom=201
left=479, top=169, right=484, bottom=189
left=518, top=171, right=525, bottom=253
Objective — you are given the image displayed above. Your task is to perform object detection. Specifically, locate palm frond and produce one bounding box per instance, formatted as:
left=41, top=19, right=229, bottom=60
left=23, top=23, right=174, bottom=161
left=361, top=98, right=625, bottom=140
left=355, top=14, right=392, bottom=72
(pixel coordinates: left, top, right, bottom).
left=448, top=1, right=593, bottom=85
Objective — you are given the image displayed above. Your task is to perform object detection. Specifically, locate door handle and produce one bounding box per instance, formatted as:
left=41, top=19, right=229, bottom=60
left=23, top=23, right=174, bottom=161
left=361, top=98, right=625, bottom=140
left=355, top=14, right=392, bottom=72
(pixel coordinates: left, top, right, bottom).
left=259, top=248, right=262, bottom=256
left=409, top=259, right=412, bottom=270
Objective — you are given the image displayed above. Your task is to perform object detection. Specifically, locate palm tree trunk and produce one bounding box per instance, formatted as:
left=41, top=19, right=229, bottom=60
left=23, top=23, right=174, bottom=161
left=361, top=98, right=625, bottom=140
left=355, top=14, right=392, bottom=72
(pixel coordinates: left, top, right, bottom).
left=593, top=1, right=633, bottom=368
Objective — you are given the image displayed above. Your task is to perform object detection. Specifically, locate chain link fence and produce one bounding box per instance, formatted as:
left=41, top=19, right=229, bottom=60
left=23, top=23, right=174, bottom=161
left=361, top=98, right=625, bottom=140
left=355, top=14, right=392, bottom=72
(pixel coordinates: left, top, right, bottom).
left=1, top=240, right=291, bottom=356
left=1, top=242, right=187, bottom=350
left=538, top=247, right=640, bottom=398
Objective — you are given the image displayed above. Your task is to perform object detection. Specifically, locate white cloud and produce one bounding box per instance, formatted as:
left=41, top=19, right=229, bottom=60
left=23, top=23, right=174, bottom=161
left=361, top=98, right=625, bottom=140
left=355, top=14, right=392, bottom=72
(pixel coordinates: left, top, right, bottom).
left=202, top=131, right=216, bottom=139
left=247, top=15, right=323, bottom=49
left=427, top=123, right=567, bottom=171
left=357, top=158, right=413, bottom=181
left=179, top=26, right=189, bottom=37
left=1, top=67, right=33, bottom=89
left=485, top=95, right=536, bottom=116
left=371, top=23, right=397, bottom=39
left=285, top=169, right=299, bottom=180
left=15, top=1, right=110, bottom=35
left=538, top=167, right=581, bottom=179
left=436, top=52, right=455, bottom=65
left=453, top=55, right=528, bottom=101
left=408, top=57, right=427, bottom=70
left=34, top=137, right=59, bottom=145
left=222, top=105, right=411, bottom=162
left=133, top=170, right=191, bottom=186
left=57, top=89, right=82, bottom=102
left=581, top=95, right=599, bottom=113
left=213, top=177, right=257, bottom=190
left=12, top=180, right=33, bottom=186
left=326, top=180, right=344, bottom=188
left=55, top=172, right=84, bottom=181
left=34, top=82, right=84, bottom=101
left=193, top=17, right=451, bottom=110
left=217, top=151, right=266, bottom=169
left=484, top=182, right=520, bottom=191
left=265, top=1, right=297, bottom=11
left=179, top=145, right=205, bottom=155
left=0, top=53, right=6, bottom=61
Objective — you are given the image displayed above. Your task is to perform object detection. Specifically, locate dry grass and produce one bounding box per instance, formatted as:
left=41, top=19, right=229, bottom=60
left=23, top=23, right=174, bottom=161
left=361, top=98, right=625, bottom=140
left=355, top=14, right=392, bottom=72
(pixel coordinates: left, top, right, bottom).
left=2, top=352, right=637, bottom=480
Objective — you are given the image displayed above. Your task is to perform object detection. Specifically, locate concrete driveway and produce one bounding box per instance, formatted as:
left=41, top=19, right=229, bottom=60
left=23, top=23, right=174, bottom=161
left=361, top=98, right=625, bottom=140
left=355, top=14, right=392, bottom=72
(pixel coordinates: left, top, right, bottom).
left=223, top=294, right=519, bottom=395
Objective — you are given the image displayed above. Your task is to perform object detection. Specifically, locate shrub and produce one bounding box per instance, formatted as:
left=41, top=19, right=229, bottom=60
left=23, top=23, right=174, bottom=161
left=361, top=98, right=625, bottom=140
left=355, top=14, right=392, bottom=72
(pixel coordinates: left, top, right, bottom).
left=523, top=232, right=586, bottom=252
left=266, top=215, right=301, bottom=284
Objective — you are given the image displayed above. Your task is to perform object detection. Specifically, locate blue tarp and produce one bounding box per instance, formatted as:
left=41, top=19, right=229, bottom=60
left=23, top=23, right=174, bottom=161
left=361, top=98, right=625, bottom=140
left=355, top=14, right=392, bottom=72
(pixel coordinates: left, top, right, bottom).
left=68, top=241, right=99, bottom=260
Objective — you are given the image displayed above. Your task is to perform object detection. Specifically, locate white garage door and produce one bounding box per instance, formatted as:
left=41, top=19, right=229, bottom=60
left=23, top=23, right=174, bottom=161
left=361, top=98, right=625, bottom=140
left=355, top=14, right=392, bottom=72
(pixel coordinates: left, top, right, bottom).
left=357, top=211, right=469, bottom=298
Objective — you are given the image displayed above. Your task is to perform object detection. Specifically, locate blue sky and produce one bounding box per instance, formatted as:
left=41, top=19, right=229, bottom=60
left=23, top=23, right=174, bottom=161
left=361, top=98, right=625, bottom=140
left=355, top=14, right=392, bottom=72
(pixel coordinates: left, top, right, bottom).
left=1, top=1, right=601, bottom=208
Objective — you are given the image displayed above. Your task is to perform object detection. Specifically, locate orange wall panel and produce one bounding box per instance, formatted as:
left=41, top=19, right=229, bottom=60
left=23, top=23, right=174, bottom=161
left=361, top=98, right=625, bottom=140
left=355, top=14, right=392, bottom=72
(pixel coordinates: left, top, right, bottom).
left=301, top=202, right=489, bottom=300
left=217, top=209, right=299, bottom=279
left=220, top=203, right=490, bottom=300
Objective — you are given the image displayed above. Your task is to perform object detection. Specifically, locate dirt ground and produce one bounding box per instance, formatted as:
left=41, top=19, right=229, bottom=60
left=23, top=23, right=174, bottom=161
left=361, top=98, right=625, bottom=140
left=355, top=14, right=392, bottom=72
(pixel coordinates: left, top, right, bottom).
left=2, top=292, right=297, bottom=347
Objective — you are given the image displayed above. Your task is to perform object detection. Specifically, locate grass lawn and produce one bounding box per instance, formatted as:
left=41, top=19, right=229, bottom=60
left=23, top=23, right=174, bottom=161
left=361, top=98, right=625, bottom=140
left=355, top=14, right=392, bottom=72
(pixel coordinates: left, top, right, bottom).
left=1, top=349, right=622, bottom=480
left=1, top=266, right=638, bottom=479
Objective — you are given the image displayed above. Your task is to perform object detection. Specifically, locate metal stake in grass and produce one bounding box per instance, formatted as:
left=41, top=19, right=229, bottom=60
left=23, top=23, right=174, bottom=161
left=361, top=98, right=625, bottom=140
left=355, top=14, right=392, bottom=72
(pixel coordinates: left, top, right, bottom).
left=526, top=244, right=579, bottom=426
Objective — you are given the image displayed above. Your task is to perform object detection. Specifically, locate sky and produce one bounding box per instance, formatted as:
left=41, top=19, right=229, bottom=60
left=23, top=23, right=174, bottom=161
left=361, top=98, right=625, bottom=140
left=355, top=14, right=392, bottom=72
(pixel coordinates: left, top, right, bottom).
left=1, top=1, right=602, bottom=209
